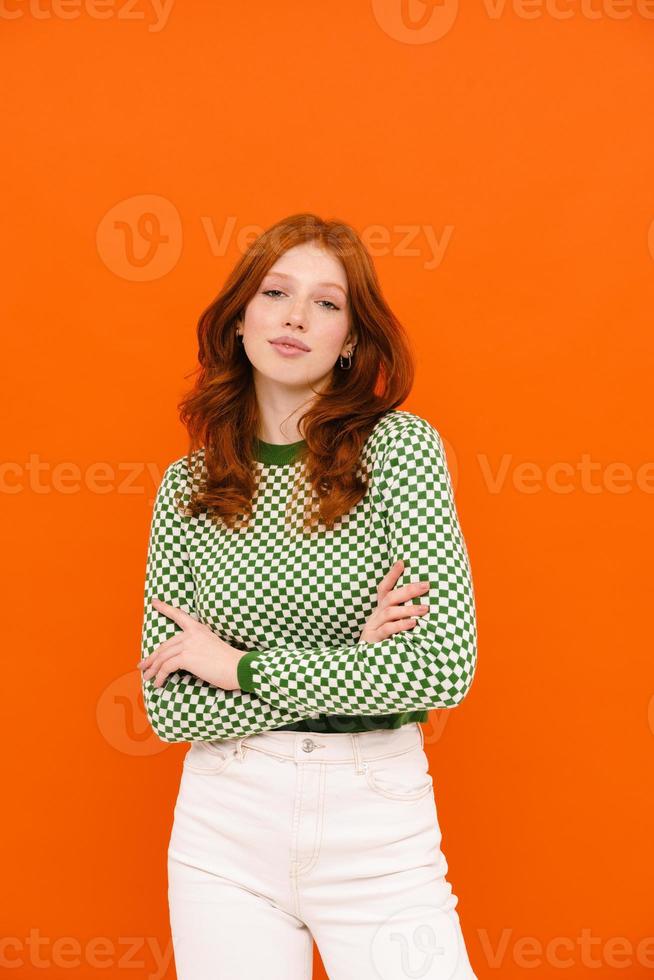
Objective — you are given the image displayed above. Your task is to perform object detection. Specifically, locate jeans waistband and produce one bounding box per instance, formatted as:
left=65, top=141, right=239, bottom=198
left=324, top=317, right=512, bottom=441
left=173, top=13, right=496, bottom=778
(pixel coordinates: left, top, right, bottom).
left=227, top=722, right=424, bottom=766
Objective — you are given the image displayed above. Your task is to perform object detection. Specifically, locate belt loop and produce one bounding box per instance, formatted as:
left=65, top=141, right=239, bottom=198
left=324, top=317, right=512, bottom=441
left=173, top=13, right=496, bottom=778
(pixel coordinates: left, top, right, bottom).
left=350, top=732, right=366, bottom=775
left=235, top=738, right=246, bottom=760
left=418, top=724, right=424, bottom=750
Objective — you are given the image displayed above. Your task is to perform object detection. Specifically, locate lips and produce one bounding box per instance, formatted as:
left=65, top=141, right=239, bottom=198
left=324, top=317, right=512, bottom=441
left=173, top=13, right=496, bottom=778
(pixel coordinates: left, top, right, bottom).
left=269, top=339, right=310, bottom=352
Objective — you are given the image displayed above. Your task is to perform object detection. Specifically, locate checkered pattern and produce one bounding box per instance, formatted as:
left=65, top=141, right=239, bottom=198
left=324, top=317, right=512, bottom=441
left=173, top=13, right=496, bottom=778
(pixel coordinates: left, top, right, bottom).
left=141, top=410, right=478, bottom=743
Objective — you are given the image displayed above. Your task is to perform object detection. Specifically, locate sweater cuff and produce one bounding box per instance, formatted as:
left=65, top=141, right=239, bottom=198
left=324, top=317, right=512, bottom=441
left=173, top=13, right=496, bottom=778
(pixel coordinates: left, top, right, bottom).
left=237, top=650, right=262, bottom=692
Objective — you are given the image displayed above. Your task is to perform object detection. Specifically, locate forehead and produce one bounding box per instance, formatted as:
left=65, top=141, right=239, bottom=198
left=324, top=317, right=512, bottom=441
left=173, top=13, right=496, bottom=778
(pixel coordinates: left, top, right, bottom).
left=265, top=244, right=347, bottom=292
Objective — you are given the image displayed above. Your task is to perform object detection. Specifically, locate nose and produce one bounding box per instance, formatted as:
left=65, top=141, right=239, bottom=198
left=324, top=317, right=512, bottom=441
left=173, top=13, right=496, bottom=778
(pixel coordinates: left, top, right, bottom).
left=284, top=296, right=310, bottom=328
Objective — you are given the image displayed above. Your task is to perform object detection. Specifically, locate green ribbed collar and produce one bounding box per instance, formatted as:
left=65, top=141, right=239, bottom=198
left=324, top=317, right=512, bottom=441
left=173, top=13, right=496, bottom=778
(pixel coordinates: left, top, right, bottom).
left=253, top=437, right=307, bottom=465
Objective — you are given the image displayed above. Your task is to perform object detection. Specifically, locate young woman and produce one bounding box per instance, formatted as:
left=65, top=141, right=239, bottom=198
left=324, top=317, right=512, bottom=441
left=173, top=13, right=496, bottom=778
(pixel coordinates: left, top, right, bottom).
left=138, top=213, right=478, bottom=979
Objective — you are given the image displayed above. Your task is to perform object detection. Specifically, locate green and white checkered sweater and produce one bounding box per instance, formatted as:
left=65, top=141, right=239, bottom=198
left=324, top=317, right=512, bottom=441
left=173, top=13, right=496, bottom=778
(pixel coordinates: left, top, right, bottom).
left=140, top=410, right=477, bottom=743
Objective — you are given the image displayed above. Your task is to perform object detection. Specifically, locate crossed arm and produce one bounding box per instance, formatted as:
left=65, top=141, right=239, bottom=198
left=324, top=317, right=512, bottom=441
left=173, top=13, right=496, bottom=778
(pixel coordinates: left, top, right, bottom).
left=140, top=420, right=477, bottom=743
left=140, top=463, right=320, bottom=743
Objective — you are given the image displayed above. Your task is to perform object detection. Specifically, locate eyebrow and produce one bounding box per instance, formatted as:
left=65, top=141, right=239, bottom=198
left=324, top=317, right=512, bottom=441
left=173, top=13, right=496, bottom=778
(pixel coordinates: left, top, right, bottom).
left=263, top=270, right=347, bottom=297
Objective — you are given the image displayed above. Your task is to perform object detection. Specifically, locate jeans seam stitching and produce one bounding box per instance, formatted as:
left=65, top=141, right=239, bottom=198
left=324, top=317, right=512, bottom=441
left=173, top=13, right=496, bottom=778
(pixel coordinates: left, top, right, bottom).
left=294, top=763, right=326, bottom=877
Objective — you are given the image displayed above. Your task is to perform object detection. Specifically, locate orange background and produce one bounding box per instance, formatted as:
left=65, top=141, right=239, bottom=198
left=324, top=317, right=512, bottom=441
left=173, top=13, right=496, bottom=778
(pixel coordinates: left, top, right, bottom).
left=2, top=2, right=653, bottom=977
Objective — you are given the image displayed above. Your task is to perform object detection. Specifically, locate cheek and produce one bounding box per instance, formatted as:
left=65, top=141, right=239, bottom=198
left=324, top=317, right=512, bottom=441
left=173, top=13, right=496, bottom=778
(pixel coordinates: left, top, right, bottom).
left=317, top=315, right=350, bottom=351
left=243, top=298, right=276, bottom=330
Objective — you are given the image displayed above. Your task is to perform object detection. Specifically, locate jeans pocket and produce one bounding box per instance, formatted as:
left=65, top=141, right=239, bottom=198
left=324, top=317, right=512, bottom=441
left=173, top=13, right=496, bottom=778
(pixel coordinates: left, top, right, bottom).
left=364, top=746, right=434, bottom=802
left=183, top=740, right=236, bottom=775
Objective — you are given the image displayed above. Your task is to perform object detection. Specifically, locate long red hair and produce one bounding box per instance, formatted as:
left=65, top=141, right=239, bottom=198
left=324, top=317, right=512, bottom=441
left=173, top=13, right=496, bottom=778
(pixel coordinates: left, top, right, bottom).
left=176, top=212, right=415, bottom=533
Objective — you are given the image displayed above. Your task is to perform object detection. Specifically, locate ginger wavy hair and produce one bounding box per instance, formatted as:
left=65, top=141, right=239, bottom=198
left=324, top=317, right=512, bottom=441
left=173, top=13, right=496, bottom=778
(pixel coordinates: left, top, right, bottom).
left=176, top=212, right=415, bottom=534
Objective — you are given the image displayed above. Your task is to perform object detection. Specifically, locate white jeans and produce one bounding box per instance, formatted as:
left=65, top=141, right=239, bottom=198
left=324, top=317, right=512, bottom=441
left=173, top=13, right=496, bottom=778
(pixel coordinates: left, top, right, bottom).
left=167, top=722, right=477, bottom=979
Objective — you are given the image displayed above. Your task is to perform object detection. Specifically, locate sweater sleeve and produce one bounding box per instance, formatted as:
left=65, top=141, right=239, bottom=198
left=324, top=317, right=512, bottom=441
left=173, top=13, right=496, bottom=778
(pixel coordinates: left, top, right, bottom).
left=236, top=418, right=478, bottom=714
left=140, top=460, right=320, bottom=743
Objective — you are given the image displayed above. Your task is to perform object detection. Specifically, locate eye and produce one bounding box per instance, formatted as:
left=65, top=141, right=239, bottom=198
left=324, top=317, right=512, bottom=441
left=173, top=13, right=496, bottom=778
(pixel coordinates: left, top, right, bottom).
left=262, top=289, right=340, bottom=311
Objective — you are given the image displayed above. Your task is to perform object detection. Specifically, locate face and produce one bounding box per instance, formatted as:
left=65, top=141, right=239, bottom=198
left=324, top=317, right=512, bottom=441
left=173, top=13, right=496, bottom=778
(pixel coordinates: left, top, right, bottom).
left=237, top=241, right=357, bottom=389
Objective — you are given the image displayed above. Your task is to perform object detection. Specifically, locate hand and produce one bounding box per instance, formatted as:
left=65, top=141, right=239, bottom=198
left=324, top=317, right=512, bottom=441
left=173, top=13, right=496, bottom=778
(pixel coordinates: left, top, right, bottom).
left=138, top=598, right=242, bottom=691
left=359, top=559, right=430, bottom=643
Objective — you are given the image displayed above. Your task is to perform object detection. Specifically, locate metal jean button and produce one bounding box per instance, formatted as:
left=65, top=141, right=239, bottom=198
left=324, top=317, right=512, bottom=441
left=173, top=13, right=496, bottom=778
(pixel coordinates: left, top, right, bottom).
left=301, top=738, right=316, bottom=753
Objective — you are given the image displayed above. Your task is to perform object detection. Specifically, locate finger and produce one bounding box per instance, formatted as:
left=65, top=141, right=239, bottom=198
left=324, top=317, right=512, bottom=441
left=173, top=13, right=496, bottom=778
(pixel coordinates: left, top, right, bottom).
left=138, top=632, right=183, bottom=668
left=140, top=633, right=183, bottom=664
left=153, top=653, right=185, bottom=689
left=376, top=559, right=405, bottom=600
left=376, top=617, right=418, bottom=640
left=142, top=638, right=184, bottom=678
left=383, top=602, right=429, bottom=622
left=151, top=598, right=196, bottom=628
left=381, top=579, right=430, bottom=607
